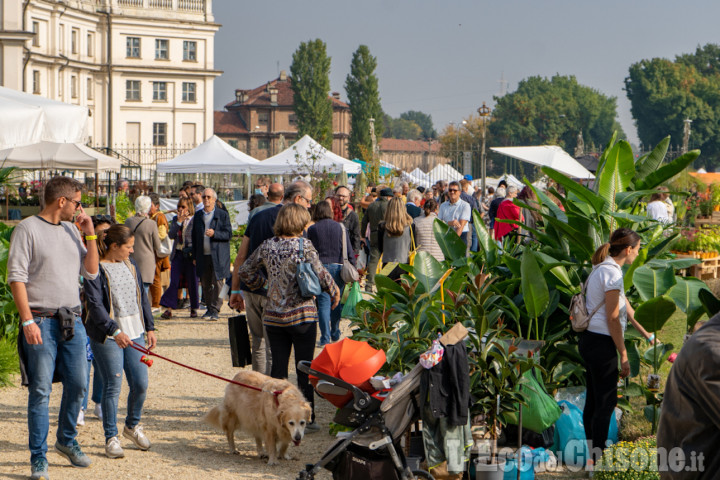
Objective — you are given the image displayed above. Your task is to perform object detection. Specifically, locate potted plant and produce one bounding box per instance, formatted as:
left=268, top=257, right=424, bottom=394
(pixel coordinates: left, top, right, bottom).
left=469, top=326, right=535, bottom=478
left=699, top=199, right=713, bottom=218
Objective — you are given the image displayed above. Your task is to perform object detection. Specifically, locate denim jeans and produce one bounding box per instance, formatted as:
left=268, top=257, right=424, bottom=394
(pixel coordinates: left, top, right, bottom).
left=23, top=315, right=88, bottom=462
left=90, top=335, right=148, bottom=440
left=82, top=359, right=103, bottom=410
left=317, top=264, right=344, bottom=345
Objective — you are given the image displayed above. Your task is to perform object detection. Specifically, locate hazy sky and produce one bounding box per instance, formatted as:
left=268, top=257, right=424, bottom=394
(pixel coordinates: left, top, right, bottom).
left=213, top=1, right=720, bottom=146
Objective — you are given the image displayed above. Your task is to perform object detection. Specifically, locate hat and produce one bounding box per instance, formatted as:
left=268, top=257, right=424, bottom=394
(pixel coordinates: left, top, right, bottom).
left=463, top=174, right=473, bottom=181
left=379, top=188, right=393, bottom=197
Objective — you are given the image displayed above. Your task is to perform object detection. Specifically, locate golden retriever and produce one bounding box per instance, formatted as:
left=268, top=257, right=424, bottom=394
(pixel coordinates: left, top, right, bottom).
left=203, top=370, right=312, bottom=465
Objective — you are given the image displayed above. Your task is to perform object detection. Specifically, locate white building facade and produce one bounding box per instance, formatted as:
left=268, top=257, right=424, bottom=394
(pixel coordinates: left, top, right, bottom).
left=0, top=0, right=220, bottom=178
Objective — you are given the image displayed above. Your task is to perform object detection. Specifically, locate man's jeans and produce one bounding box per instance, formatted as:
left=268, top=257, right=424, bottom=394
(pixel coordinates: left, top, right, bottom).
left=90, top=335, right=148, bottom=440
left=23, top=316, right=88, bottom=462
left=317, top=264, right=344, bottom=345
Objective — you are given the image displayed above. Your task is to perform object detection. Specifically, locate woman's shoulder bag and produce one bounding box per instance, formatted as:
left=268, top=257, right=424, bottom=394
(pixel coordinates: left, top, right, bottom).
left=340, top=223, right=359, bottom=283
left=569, top=269, right=605, bottom=332
left=296, top=238, right=323, bottom=298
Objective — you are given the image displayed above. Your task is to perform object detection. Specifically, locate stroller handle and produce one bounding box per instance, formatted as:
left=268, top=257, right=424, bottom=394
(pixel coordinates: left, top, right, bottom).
left=297, top=360, right=372, bottom=411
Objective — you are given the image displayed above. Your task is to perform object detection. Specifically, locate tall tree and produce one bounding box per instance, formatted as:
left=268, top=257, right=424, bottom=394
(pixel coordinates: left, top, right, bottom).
left=345, top=45, right=383, bottom=160
left=290, top=39, right=333, bottom=149
left=626, top=46, right=720, bottom=165
left=400, top=110, right=436, bottom=139
left=489, top=74, right=624, bottom=153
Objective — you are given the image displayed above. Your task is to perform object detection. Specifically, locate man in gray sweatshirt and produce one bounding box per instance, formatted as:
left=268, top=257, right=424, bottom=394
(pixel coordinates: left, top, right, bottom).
left=8, top=176, right=98, bottom=480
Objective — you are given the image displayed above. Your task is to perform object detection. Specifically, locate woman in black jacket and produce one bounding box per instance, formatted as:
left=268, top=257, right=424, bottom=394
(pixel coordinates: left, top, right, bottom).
left=84, top=224, right=156, bottom=460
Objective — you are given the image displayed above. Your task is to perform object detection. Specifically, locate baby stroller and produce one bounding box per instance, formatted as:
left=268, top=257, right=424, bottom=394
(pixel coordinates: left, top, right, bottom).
left=296, top=338, right=433, bottom=480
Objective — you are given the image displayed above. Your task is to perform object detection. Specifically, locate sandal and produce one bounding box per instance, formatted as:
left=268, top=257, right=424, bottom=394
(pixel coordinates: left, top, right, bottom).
left=160, top=309, right=172, bottom=319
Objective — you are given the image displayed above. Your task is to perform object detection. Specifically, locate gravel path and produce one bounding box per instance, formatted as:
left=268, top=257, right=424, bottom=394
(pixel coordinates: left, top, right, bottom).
left=0, top=306, right=340, bottom=480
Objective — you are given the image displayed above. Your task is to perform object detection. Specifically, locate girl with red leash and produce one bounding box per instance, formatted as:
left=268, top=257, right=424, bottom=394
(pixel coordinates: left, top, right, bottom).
left=84, top=225, right=157, bottom=459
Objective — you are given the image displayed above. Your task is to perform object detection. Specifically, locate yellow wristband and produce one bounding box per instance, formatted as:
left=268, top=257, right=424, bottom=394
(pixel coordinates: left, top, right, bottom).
left=85, top=235, right=97, bottom=241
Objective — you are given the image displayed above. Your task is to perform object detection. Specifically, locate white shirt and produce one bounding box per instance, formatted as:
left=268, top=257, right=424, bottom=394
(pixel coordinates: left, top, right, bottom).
left=647, top=201, right=670, bottom=223
left=438, top=198, right=471, bottom=233
left=586, top=256, right=627, bottom=336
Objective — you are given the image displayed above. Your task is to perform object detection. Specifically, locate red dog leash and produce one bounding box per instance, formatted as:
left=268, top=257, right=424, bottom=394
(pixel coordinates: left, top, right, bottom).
left=129, top=341, right=283, bottom=405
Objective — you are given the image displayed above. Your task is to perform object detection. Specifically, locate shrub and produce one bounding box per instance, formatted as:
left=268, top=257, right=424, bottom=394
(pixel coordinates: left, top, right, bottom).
left=594, top=437, right=658, bottom=480
left=0, top=337, right=19, bottom=387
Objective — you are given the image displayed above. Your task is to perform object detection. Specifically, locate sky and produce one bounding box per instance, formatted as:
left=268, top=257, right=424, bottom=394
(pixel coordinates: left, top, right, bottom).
left=212, top=1, right=720, bottom=146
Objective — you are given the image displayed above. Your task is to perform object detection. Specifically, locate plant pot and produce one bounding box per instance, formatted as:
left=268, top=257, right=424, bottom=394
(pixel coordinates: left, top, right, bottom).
left=475, top=457, right=506, bottom=480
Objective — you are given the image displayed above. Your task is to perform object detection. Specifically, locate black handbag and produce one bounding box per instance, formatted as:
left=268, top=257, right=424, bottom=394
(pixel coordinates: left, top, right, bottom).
left=296, top=238, right=322, bottom=298
left=228, top=315, right=252, bottom=368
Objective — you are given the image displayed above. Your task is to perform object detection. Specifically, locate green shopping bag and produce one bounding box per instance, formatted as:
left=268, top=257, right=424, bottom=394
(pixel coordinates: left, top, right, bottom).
left=505, top=369, right=562, bottom=434
left=341, top=282, right=362, bottom=318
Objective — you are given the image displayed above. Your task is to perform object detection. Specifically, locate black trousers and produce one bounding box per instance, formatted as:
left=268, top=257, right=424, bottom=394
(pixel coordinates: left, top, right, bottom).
left=266, top=322, right=317, bottom=422
left=578, top=330, right=618, bottom=461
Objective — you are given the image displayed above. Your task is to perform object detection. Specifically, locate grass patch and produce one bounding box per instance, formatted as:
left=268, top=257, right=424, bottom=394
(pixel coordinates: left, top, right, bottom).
left=0, top=337, right=19, bottom=387
left=619, top=309, right=695, bottom=441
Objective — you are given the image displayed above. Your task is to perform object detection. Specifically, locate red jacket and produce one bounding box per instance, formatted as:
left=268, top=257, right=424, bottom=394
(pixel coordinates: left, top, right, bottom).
left=493, top=199, right=523, bottom=241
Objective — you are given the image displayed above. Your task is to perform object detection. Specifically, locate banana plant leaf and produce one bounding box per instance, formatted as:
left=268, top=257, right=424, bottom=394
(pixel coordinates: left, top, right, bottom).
left=643, top=343, right=674, bottom=367
left=594, top=131, right=619, bottom=183
left=634, top=136, right=670, bottom=182
left=624, top=249, right=648, bottom=292
left=616, top=189, right=688, bottom=210
left=633, top=266, right=676, bottom=301
left=699, top=289, right=720, bottom=318
left=625, top=339, right=642, bottom=378
left=667, top=276, right=709, bottom=314
left=634, top=295, right=676, bottom=333
left=432, top=217, right=467, bottom=262
left=644, top=405, right=661, bottom=424
left=540, top=167, right=606, bottom=214
left=521, top=250, right=550, bottom=320
left=595, top=140, right=635, bottom=215
left=622, top=381, right=644, bottom=397
left=472, top=209, right=496, bottom=260
left=534, top=251, right=573, bottom=289
left=645, top=258, right=701, bottom=270
left=635, top=150, right=700, bottom=191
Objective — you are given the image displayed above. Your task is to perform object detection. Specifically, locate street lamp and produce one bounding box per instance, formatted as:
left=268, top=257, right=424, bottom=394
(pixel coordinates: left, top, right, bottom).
left=477, top=102, right=491, bottom=197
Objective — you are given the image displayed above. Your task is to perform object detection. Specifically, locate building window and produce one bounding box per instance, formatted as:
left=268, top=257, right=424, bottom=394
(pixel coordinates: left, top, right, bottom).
left=258, top=111, right=269, bottom=125
left=126, top=80, right=141, bottom=101
left=87, top=33, right=93, bottom=57
left=87, top=78, right=93, bottom=100
left=228, top=139, right=238, bottom=149
left=126, top=37, right=140, bottom=58
left=32, top=71, right=40, bottom=94
left=182, top=82, right=196, bottom=102
left=71, top=28, right=78, bottom=54
left=258, top=138, right=269, bottom=150
left=155, top=39, right=169, bottom=60
left=71, top=75, right=78, bottom=98
left=32, top=21, right=39, bottom=47
left=153, top=123, right=167, bottom=146
left=152, top=82, right=167, bottom=101
left=183, top=41, right=197, bottom=61
left=289, top=113, right=297, bottom=126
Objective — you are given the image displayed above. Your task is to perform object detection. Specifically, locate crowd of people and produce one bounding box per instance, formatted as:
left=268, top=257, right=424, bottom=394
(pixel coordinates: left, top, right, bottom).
left=8, top=172, right=680, bottom=479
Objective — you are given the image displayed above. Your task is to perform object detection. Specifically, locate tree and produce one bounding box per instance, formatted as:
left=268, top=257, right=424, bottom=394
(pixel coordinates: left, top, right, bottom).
left=345, top=45, right=383, bottom=160
left=383, top=115, right=422, bottom=139
left=400, top=110, right=436, bottom=139
left=290, top=39, right=333, bottom=149
left=489, top=74, right=624, bottom=154
left=626, top=45, right=720, bottom=166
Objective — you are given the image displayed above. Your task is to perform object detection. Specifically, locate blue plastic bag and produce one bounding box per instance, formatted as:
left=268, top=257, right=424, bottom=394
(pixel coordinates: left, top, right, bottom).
left=503, top=446, right=534, bottom=480
left=552, top=400, right=588, bottom=467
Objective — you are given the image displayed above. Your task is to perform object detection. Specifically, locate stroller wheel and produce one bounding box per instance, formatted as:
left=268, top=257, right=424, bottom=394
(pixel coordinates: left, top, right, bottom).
left=411, top=470, right=434, bottom=480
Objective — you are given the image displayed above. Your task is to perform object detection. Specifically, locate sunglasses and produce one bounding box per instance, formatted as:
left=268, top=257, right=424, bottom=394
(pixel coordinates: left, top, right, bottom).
left=65, top=197, right=83, bottom=210
left=202, top=195, right=214, bottom=199
left=448, top=188, right=460, bottom=192
left=92, top=214, right=114, bottom=225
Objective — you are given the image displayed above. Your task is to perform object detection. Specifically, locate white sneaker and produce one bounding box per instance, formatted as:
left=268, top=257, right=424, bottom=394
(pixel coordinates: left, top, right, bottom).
left=123, top=424, right=151, bottom=450
left=105, top=436, right=124, bottom=459
left=93, top=403, right=103, bottom=421
left=76, top=409, right=85, bottom=426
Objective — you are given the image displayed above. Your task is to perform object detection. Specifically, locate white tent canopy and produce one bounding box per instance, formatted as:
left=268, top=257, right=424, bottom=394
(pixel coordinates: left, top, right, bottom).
left=409, top=167, right=428, bottom=180
left=0, top=142, right=120, bottom=172
left=250, top=135, right=361, bottom=175
left=0, top=86, right=88, bottom=150
left=426, top=163, right=463, bottom=182
left=157, top=135, right=259, bottom=173
left=491, top=145, right=594, bottom=179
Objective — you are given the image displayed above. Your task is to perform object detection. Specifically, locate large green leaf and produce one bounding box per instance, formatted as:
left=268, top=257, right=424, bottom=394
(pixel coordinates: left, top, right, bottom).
left=520, top=250, right=550, bottom=320
left=699, top=289, right=720, bottom=318
left=625, top=339, right=642, bottom=378
left=623, top=248, right=648, bottom=292
left=643, top=343, right=674, bottom=367
left=635, top=295, right=677, bottom=333
left=634, top=136, right=670, bottom=181
left=534, top=251, right=573, bottom=289
left=540, top=167, right=606, bottom=214
left=412, top=251, right=447, bottom=294
left=432, top=217, right=467, bottom=262
left=644, top=405, right=661, bottom=424
left=593, top=131, right=619, bottom=184
left=633, top=266, right=676, bottom=301
left=667, top=276, right=709, bottom=314
left=596, top=140, right=635, bottom=215
left=634, top=150, right=700, bottom=191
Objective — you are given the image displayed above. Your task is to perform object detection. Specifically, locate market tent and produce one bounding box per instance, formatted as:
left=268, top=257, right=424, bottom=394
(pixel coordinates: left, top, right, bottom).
left=352, top=158, right=395, bottom=177
left=0, top=86, right=88, bottom=149
left=0, top=142, right=121, bottom=171
left=410, top=167, right=428, bottom=180
left=426, top=163, right=463, bottom=182
left=157, top=135, right=259, bottom=173
left=491, top=145, right=594, bottom=179
left=251, top=135, right=361, bottom=175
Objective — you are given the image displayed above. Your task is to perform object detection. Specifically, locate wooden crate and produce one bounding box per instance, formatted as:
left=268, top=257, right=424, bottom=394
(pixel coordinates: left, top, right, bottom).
left=689, top=256, right=720, bottom=280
